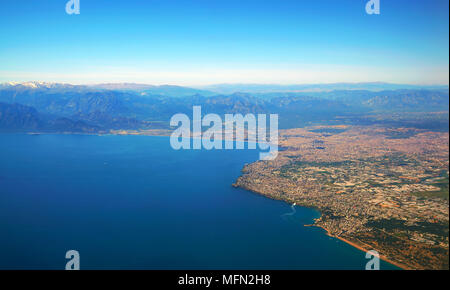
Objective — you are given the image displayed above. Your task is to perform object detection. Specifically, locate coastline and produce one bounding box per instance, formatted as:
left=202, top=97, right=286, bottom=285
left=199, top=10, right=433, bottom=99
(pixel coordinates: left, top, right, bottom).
left=310, top=225, right=410, bottom=270
left=20, top=131, right=412, bottom=269
left=235, top=183, right=410, bottom=270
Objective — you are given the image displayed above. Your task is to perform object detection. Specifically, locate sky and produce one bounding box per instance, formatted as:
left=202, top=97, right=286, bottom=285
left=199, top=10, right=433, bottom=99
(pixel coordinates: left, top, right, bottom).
left=0, top=0, right=448, bottom=86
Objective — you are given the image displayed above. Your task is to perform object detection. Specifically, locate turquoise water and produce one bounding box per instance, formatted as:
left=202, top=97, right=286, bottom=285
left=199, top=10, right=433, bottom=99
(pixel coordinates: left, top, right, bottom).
left=0, top=134, right=398, bottom=269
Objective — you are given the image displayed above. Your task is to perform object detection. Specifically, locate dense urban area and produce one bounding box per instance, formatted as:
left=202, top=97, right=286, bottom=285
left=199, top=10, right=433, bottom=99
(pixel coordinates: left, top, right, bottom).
left=234, top=125, right=449, bottom=269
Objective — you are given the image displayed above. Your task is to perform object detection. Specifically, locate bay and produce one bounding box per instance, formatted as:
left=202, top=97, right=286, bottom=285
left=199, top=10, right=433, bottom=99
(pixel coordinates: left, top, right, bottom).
left=0, top=134, right=398, bottom=269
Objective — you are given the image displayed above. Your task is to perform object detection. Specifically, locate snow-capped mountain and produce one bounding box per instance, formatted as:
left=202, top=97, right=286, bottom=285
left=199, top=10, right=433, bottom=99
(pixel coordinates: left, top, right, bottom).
left=0, top=81, right=77, bottom=90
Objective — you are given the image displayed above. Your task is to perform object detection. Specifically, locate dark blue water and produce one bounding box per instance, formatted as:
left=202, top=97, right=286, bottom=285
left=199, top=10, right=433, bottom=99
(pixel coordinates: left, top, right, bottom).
left=0, top=134, right=398, bottom=269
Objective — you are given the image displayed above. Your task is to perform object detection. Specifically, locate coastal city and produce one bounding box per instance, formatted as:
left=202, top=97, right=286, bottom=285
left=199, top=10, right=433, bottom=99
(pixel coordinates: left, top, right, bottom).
left=234, top=125, right=449, bottom=269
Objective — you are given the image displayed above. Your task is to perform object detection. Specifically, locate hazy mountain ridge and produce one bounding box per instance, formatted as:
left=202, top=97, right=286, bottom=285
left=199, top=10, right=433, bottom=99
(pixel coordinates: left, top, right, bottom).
left=0, top=102, right=98, bottom=133
left=200, top=82, right=449, bottom=94
left=0, top=82, right=448, bottom=133
left=90, top=83, right=216, bottom=97
left=0, top=102, right=42, bottom=130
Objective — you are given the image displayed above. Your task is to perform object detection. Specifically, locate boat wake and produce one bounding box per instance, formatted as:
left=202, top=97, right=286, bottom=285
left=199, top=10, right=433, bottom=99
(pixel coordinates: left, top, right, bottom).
left=281, top=203, right=297, bottom=218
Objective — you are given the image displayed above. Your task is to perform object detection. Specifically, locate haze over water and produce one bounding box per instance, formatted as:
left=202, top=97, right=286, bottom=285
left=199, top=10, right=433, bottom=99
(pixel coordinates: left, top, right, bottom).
left=0, top=134, right=398, bottom=269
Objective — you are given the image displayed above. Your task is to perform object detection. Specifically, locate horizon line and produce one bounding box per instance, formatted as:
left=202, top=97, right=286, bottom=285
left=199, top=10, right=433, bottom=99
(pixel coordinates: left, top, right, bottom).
left=2, top=80, right=449, bottom=88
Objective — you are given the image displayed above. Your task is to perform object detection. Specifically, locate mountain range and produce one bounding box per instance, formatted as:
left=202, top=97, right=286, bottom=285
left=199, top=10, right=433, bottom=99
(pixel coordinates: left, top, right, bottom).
left=0, top=82, right=448, bottom=133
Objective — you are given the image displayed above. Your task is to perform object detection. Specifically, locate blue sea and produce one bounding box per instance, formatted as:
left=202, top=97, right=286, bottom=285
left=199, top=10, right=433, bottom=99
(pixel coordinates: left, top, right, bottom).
left=0, top=134, right=398, bottom=269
